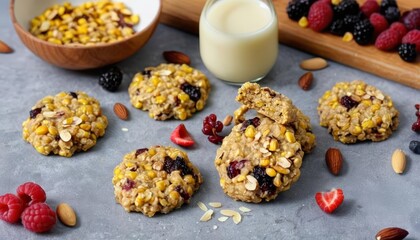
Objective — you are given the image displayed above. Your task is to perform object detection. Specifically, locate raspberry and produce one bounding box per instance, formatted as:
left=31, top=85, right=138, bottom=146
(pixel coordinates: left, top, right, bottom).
left=21, top=203, right=56, bottom=233
left=402, top=29, right=420, bottom=52
left=16, top=182, right=46, bottom=207
left=398, top=43, right=417, bottom=62
left=401, top=9, right=420, bottom=30
left=369, top=13, right=388, bottom=37
left=0, top=194, right=24, bottom=223
left=375, top=29, right=402, bottom=51
left=353, top=19, right=374, bottom=45
left=360, top=0, right=379, bottom=18
left=390, top=22, right=408, bottom=38
left=308, top=1, right=333, bottom=32
left=287, top=0, right=314, bottom=21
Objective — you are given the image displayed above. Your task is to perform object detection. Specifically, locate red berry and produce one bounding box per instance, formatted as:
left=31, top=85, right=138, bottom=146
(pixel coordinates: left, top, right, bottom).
left=16, top=182, right=46, bottom=207
left=401, top=9, right=420, bottom=30
left=0, top=194, right=24, bottom=223
left=361, top=0, right=380, bottom=18
left=315, top=188, right=344, bottom=214
left=21, top=203, right=56, bottom=233
left=390, top=22, right=408, bottom=38
left=369, top=13, right=389, bottom=37
left=402, top=29, right=420, bottom=52
left=308, top=1, right=333, bottom=32
left=375, top=29, right=402, bottom=51
left=170, top=124, right=195, bottom=147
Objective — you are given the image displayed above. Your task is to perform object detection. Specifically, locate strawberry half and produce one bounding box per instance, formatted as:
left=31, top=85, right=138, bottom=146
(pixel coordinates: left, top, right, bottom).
left=315, top=188, right=344, bottom=214
left=170, top=124, right=195, bottom=147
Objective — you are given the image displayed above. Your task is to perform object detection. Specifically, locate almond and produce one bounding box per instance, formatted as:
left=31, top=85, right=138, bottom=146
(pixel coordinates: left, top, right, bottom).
left=223, top=115, right=233, bottom=126
left=375, top=227, right=408, bottom=240
left=163, top=51, right=191, bottom=65
left=0, top=40, right=13, bottom=53
left=298, top=72, right=313, bottom=90
left=299, top=57, right=328, bottom=71
left=325, top=148, right=343, bottom=176
left=56, top=203, right=77, bottom=227
left=391, top=149, right=406, bottom=174
left=113, top=103, right=129, bottom=120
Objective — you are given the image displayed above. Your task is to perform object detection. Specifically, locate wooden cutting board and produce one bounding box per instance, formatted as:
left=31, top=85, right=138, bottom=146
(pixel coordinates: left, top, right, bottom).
left=160, top=0, right=420, bottom=89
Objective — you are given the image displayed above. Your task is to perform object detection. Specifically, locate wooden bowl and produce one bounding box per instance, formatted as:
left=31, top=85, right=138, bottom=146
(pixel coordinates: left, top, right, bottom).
left=10, top=0, right=161, bottom=70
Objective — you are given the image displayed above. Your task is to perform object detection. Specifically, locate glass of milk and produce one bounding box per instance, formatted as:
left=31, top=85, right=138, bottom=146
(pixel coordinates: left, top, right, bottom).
left=199, top=0, right=278, bottom=84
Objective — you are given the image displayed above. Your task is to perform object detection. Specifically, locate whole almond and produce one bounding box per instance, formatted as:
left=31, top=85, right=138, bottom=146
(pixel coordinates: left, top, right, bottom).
left=375, top=227, right=408, bottom=240
left=298, top=72, right=313, bottom=90
left=391, top=149, right=406, bottom=174
left=113, top=103, right=129, bottom=120
left=0, top=40, right=13, bottom=53
left=223, top=115, right=233, bottom=126
left=325, top=148, right=343, bottom=176
left=299, top=57, right=328, bottom=71
left=163, top=51, right=191, bottom=65
left=56, top=203, right=77, bottom=227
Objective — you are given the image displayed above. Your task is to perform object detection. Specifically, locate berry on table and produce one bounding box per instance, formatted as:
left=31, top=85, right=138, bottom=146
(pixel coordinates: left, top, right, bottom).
left=16, top=182, right=46, bottom=207
left=202, top=114, right=225, bottom=144
left=21, top=203, right=56, bottom=233
left=361, top=0, right=380, bottom=18
left=315, top=188, right=344, bottom=213
left=380, top=0, right=398, bottom=14
left=98, top=66, right=123, bottom=92
left=369, top=13, right=389, bottom=37
left=329, top=19, right=346, bottom=36
left=353, top=19, right=374, bottom=45
left=375, top=29, right=402, bottom=51
left=390, top=22, right=408, bottom=38
left=308, top=0, right=334, bottom=32
left=170, top=124, right=195, bottom=147
left=0, top=194, right=24, bottom=223
left=412, top=104, right=420, bottom=132
left=384, top=6, right=400, bottom=24
left=333, top=0, right=359, bottom=18
left=409, top=140, right=420, bottom=154
left=402, top=29, right=420, bottom=52
left=343, top=14, right=362, bottom=33
left=398, top=43, right=417, bottom=62
left=287, top=0, right=314, bottom=21
left=401, top=9, right=420, bottom=30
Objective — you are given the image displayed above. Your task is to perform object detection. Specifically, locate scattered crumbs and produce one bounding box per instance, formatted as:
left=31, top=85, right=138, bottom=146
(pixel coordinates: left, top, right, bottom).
left=121, top=127, right=128, bottom=132
left=218, top=216, right=229, bottom=222
left=208, top=202, right=222, bottom=208
left=239, top=206, right=251, bottom=213
left=197, top=201, right=208, bottom=212
left=213, top=225, right=218, bottom=230
left=199, top=209, right=214, bottom=222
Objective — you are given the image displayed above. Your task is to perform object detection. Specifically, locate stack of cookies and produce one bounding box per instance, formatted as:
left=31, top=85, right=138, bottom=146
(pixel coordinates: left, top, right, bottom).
left=214, top=83, right=316, bottom=203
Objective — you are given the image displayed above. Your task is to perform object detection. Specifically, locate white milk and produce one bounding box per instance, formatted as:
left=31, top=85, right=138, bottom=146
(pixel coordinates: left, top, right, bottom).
left=199, top=0, right=278, bottom=84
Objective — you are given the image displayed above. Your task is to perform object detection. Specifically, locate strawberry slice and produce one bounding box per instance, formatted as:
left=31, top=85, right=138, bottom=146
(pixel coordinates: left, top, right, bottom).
left=170, top=124, right=194, bottom=147
left=315, top=188, right=344, bottom=214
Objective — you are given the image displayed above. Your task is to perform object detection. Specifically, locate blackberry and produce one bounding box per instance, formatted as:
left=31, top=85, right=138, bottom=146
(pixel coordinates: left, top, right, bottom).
left=340, top=96, right=359, bottom=110
left=163, top=156, right=193, bottom=177
left=343, top=14, right=362, bottom=32
left=353, top=19, right=374, bottom=45
left=384, top=6, right=400, bottom=24
left=98, top=66, right=123, bottom=92
left=29, top=108, right=42, bottom=119
left=380, top=0, right=398, bottom=14
left=180, top=83, right=201, bottom=102
left=329, top=19, right=346, bottom=36
left=252, top=166, right=275, bottom=195
left=409, top=140, right=420, bottom=154
left=333, top=0, right=360, bottom=18
left=226, top=160, right=248, bottom=179
left=286, top=0, right=313, bottom=21
left=398, top=43, right=417, bottom=62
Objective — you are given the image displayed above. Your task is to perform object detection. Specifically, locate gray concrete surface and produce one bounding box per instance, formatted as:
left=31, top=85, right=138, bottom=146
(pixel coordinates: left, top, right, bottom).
left=1, top=2, right=419, bottom=240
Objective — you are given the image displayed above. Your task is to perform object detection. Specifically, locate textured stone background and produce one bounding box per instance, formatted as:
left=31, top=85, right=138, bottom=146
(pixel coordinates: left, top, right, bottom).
left=1, top=1, right=419, bottom=239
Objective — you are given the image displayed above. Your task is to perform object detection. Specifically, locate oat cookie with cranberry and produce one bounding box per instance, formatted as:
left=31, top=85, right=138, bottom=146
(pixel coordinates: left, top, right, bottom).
left=22, top=91, right=108, bottom=157
left=128, top=64, right=211, bottom=120
left=317, top=80, right=399, bottom=143
left=112, top=146, right=203, bottom=217
left=215, top=113, right=305, bottom=203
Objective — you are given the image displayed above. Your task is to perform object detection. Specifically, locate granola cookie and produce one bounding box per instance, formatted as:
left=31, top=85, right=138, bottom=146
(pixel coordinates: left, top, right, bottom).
left=317, top=80, right=399, bottom=143
left=215, top=114, right=304, bottom=203
left=128, top=64, right=211, bottom=120
left=22, top=91, right=108, bottom=157
left=113, top=146, right=203, bottom=217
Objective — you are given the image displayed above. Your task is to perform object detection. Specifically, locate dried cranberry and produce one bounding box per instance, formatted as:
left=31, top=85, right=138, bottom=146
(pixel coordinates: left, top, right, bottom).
left=252, top=166, right=275, bottom=195
left=226, top=160, right=248, bottom=179
left=163, top=156, right=193, bottom=176
left=180, top=83, right=201, bottom=102
left=412, top=104, right=420, bottom=133
left=69, top=92, right=78, bottom=98
left=29, top=108, right=42, bottom=119
left=175, top=185, right=190, bottom=201
left=122, top=179, right=136, bottom=191
left=240, top=117, right=261, bottom=131
left=340, top=96, right=359, bottom=110
left=135, top=148, right=148, bottom=157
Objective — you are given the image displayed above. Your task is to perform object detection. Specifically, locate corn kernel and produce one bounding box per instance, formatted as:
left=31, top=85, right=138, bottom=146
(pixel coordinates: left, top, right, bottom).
left=48, top=126, right=58, bottom=135
left=147, top=171, right=156, bottom=178
left=236, top=175, right=246, bottom=182
left=184, top=175, right=195, bottom=184
left=371, top=104, right=381, bottom=112
left=125, top=162, right=135, bottom=168
left=220, top=178, right=225, bottom=187
left=285, top=131, right=296, bottom=143
left=144, top=164, right=153, bottom=171
left=131, top=14, right=140, bottom=24
left=113, top=167, right=121, bottom=176
left=155, top=96, right=166, bottom=104
left=273, top=174, right=282, bottom=187
left=134, top=101, right=143, bottom=109
left=342, top=32, right=353, bottom=42
left=35, top=126, right=48, bottom=135
left=146, top=87, right=154, bottom=93
left=148, top=148, right=156, bottom=156
left=273, top=165, right=290, bottom=175
left=178, top=93, right=190, bottom=102
left=156, top=180, right=166, bottom=191
left=352, top=125, right=362, bottom=135
left=126, top=171, right=138, bottom=180
left=362, top=119, right=375, bottom=130
left=259, top=159, right=270, bottom=167
left=298, top=17, right=309, bottom=28
left=269, top=138, right=278, bottom=151
left=151, top=76, right=160, bottom=86
left=178, top=110, right=187, bottom=120
left=266, top=168, right=277, bottom=177
left=332, top=0, right=341, bottom=5
left=63, top=117, right=73, bottom=125
left=196, top=100, right=204, bottom=111
left=135, top=195, right=144, bottom=206
left=169, top=191, right=180, bottom=201
left=244, top=125, right=256, bottom=138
